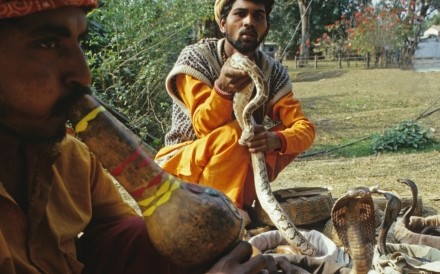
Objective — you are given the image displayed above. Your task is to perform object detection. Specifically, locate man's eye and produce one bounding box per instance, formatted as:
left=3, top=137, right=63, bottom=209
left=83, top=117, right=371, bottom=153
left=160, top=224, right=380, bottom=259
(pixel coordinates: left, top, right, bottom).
left=255, top=13, right=266, bottom=21
left=236, top=11, right=246, bottom=17
left=39, top=38, right=57, bottom=49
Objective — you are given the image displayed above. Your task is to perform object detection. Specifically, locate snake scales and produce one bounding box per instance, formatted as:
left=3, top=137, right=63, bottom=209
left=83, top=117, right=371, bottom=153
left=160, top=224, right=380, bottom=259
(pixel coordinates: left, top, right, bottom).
left=332, top=186, right=401, bottom=274
left=230, top=53, right=317, bottom=256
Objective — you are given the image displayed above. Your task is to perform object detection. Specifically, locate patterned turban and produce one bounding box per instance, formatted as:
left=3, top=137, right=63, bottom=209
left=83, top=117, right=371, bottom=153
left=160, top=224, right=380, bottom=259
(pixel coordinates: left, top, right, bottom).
left=214, top=0, right=274, bottom=26
left=0, top=0, right=98, bottom=19
left=214, top=0, right=227, bottom=26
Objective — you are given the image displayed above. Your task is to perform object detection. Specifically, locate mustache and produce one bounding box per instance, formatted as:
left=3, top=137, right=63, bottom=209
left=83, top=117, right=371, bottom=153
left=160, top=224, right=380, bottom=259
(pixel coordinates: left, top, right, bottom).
left=239, top=29, right=258, bottom=37
left=51, top=84, right=92, bottom=116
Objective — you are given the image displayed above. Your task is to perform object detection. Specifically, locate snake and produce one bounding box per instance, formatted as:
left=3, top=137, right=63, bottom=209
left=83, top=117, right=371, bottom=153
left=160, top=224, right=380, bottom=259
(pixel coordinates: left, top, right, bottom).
left=373, top=188, right=401, bottom=256
left=393, top=179, right=440, bottom=247
left=230, top=52, right=317, bottom=257
left=332, top=186, right=401, bottom=274
left=398, top=178, right=418, bottom=228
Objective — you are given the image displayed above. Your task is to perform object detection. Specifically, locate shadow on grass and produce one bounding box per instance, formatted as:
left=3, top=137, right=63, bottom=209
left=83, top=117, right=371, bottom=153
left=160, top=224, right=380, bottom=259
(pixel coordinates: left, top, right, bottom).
left=290, top=69, right=349, bottom=82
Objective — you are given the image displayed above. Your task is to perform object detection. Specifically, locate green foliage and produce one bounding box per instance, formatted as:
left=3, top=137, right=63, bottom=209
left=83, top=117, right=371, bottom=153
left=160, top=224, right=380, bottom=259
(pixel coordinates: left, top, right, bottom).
left=266, top=0, right=299, bottom=55
left=372, top=121, right=436, bottom=153
left=84, top=0, right=213, bottom=149
left=267, top=0, right=356, bottom=59
left=425, top=12, right=440, bottom=28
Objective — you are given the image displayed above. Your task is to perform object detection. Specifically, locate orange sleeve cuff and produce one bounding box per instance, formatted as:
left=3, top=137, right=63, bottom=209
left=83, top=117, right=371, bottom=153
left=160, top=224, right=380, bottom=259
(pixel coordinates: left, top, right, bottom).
left=274, top=131, right=287, bottom=153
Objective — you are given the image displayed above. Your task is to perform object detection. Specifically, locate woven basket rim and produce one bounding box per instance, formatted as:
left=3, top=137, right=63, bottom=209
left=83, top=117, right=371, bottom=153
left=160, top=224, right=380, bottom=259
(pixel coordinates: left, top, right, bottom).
left=255, top=187, right=333, bottom=226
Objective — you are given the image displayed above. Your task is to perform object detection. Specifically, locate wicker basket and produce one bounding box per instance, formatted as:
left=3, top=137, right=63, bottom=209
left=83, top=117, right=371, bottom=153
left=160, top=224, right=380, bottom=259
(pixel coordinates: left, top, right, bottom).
left=254, top=187, right=333, bottom=227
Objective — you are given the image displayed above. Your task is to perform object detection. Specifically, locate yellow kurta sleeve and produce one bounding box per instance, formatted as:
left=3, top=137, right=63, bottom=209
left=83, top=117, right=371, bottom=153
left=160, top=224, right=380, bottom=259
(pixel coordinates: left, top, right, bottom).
left=58, top=136, right=138, bottom=222
left=175, top=74, right=234, bottom=138
left=269, top=92, right=315, bottom=155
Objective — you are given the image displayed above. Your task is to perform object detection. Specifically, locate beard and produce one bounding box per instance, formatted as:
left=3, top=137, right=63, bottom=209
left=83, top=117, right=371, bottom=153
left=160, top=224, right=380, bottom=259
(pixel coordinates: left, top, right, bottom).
left=51, top=84, right=92, bottom=117
left=224, top=29, right=267, bottom=53
left=0, top=83, right=91, bottom=143
left=25, top=84, right=92, bottom=143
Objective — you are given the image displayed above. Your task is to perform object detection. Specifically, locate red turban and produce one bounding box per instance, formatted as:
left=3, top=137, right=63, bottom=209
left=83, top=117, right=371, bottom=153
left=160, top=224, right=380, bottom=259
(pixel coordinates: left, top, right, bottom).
left=0, top=0, right=97, bottom=19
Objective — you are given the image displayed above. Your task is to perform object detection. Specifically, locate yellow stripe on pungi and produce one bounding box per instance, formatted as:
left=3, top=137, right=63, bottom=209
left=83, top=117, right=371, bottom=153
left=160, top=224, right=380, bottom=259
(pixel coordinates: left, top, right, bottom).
left=139, top=178, right=180, bottom=217
left=75, top=106, right=106, bottom=133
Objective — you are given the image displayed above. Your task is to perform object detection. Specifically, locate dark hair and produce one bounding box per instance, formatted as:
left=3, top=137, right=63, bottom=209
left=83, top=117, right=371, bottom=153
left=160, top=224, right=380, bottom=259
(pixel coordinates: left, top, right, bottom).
left=220, top=0, right=274, bottom=23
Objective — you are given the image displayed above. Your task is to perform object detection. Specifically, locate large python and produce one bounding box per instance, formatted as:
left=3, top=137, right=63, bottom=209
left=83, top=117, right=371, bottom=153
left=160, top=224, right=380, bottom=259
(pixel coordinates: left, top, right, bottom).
left=230, top=53, right=317, bottom=256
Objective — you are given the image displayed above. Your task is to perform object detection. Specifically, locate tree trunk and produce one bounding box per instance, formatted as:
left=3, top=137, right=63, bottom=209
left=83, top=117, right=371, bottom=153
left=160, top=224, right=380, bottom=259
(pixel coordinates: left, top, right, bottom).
left=404, top=0, right=431, bottom=66
left=298, top=0, right=312, bottom=66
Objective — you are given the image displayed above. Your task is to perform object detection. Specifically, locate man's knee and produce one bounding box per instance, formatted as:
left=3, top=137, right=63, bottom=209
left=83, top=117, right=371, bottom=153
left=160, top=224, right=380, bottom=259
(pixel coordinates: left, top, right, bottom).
left=207, top=121, right=249, bottom=156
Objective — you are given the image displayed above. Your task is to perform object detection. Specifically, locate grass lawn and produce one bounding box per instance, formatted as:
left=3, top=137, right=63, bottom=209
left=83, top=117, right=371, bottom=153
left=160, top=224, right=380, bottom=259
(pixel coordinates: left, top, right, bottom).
left=272, top=63, right=440, bottom=214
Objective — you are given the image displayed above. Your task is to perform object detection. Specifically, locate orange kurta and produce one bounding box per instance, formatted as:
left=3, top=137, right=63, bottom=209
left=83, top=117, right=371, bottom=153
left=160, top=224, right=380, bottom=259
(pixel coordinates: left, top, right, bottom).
left=0, top=131, right=182, bottom=274
left=156, top=74, right=315, bottom=208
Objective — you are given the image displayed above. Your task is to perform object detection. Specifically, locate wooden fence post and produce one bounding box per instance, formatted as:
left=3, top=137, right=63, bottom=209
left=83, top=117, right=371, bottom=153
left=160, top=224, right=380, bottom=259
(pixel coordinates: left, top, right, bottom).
left=338, top=53, right=342, bottom=69
left=366, top=52, right=370, bottom=68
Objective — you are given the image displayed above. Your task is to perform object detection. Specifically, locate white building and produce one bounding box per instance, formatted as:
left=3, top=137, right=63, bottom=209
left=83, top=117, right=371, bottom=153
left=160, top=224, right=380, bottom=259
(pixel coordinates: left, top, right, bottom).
left=422, top=25, right=440, bottom=39
left=260, top=42, right=279, bottom=58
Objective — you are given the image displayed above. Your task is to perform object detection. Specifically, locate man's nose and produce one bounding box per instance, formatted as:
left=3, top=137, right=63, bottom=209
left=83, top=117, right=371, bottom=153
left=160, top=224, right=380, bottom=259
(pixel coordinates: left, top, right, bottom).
left=243, top=14, right=256, bottom=27
left=64, top=44, right=92, bottom=87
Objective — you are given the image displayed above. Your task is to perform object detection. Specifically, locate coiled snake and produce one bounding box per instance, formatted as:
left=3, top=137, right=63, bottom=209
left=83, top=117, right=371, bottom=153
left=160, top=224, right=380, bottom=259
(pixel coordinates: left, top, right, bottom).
left=230, top=53, right=317, bottom=256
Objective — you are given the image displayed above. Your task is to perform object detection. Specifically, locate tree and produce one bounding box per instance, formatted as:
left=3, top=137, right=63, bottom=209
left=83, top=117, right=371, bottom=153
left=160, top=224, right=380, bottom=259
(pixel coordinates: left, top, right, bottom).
left=268, top=0, right=357, bottom=61
left=298, top=0, right=312, bottom=64
left=369, top=0, right=440, bottom=64
left=405, top=0, right=440, bottom=58
left=346, top=2, right=411, bottom=66
left=425, top=11, right=440, bottom=25
left=266, top=0, right=300, bottom=60
left=84, top=0, right=213, bottom=148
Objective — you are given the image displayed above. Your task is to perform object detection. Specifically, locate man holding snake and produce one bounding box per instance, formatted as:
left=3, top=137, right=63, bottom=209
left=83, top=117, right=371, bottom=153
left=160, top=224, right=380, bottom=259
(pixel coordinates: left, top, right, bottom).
left=0, top=0, right=297, bottom=273
left=155, top=0, right=315, bottom=217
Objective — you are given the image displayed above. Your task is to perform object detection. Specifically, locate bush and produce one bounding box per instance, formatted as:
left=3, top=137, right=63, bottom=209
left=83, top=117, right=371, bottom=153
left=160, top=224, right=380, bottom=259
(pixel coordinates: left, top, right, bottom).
left=372, top=121, right=436, bottom=153
left=84, top=0, right=213, bottom=149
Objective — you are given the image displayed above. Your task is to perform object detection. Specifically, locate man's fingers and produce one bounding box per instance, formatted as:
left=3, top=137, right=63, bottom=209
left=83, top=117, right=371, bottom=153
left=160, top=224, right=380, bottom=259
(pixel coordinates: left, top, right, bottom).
left=275, top=255, right=310, bottom=274
left=224, top=241, right=253, bottom=263
left=240, top=254, right=268, bottom=274
left=263, top=255, right=278, bottom=274
left=246, top=127, right=268, bottom=153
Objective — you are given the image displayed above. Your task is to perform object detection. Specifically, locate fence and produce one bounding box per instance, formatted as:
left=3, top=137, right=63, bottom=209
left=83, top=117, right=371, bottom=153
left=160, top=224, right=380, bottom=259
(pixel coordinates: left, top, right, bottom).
left=289, top=51, right=406, bottom=70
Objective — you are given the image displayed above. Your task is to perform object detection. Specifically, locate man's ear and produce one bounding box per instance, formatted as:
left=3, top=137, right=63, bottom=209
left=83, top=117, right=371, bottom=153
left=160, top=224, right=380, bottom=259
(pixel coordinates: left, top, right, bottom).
left=220, top=18, right=226, bottom=33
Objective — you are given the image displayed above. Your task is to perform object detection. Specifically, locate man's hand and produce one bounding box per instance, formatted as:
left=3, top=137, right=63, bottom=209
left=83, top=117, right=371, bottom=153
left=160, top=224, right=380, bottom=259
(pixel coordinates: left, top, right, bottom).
left=245, top=125, right=281, bottom=153
left=215, top=58, right=252, bottom=94
left=205, top=241, right=268, bottom=274
left=263, top=255, right=303, bottom=274
left=206, top=242, right=300, bottom=274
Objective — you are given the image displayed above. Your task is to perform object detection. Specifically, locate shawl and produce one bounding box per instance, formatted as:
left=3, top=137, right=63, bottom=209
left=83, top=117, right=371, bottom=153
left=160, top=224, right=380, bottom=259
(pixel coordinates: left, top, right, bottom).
left=164, top=38, right=292, bottom=146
